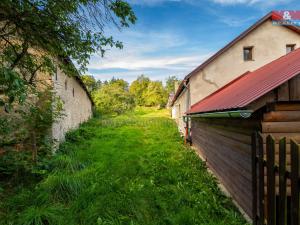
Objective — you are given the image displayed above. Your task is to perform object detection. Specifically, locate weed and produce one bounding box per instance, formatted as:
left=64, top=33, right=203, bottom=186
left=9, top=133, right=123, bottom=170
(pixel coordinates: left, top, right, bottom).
left=19, top=204, right=63, bottom=225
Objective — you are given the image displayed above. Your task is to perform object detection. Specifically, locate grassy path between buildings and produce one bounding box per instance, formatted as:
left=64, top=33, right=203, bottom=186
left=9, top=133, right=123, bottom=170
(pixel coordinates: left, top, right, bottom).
left=0, top=108, right=248, bottom=225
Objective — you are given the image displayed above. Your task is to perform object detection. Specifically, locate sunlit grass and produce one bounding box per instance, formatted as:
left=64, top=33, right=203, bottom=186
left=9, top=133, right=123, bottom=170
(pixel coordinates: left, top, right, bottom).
left=0, top=108, right=248, bottom=225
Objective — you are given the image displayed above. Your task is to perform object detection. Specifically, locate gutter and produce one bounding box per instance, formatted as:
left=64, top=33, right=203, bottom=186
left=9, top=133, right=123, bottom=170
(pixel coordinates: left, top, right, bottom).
left=185, top=110, right=253, bottom=119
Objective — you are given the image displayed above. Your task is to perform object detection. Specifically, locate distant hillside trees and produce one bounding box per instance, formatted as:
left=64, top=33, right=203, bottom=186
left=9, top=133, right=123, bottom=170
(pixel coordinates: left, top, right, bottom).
left=87, top=75, right=179, bottom=115
left=93, top=79, right=134, bottom=115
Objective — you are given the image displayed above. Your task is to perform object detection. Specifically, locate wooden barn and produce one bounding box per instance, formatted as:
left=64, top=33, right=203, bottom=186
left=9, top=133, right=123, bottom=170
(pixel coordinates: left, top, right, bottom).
left=186, top=48, right=300, bottom=222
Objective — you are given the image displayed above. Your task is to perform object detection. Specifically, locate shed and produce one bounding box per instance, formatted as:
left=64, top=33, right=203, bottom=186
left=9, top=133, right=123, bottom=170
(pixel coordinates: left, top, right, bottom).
left=186, top=48, right=300, bottom=219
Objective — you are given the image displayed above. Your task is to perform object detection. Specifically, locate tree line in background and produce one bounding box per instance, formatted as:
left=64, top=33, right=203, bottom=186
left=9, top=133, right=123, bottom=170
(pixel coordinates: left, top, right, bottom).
left=82, top=75, right=180, bottom=115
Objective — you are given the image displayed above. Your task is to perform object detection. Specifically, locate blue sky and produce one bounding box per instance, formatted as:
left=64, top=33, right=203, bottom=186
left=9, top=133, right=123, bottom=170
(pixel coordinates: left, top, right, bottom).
left=87, top=0, right=300, bottom=83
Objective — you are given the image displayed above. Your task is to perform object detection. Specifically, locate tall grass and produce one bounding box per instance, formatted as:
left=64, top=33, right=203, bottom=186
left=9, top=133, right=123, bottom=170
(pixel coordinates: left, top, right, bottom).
left=0, top=108, right=248, bottom=225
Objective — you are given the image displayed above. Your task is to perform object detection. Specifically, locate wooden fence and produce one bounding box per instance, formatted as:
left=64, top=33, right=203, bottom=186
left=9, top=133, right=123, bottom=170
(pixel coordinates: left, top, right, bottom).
left=252, top=133, right=300, bottom=225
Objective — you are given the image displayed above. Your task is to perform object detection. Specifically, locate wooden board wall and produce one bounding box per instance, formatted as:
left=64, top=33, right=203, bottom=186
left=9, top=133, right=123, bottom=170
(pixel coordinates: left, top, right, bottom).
left=248, top=74, right=300, bottom=112
left=262, top=103, right=300, bottom=195
left=190, top=74, right=300, bottom=219
left=277, top=74, right=300, bottom=101
left=191, top=117, right=260, bottom=218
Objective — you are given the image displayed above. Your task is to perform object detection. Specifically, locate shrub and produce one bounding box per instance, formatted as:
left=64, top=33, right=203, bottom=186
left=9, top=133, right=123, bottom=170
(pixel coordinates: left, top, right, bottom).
left=65, top=126, right=94, bottom=143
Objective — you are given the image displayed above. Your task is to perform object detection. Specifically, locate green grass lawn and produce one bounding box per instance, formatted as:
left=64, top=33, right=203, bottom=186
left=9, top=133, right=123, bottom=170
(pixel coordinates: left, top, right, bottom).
left=0, top=108, right=248, bottom=225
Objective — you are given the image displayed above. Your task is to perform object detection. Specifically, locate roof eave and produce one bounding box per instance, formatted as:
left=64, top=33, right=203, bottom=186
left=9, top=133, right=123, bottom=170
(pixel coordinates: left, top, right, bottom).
left=186, top=109, right=254, bottom=118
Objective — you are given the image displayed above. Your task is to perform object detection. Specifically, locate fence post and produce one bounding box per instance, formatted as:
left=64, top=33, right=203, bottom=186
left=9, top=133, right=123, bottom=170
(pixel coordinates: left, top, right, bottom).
left=258, top=134, right=265, bottom=225
left=266, top=135, right=276, bottom=225
left=278, top=138, right=287, bottom=225
left=252, top=132, right=258, bottom=225
left=290, top=140, right=300, bottom=225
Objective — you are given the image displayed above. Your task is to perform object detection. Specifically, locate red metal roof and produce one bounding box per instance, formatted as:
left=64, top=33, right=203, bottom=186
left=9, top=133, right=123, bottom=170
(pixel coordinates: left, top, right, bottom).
left=171, top=11, right=300, bottom=106
left=187, top=48, right=300, bottom=114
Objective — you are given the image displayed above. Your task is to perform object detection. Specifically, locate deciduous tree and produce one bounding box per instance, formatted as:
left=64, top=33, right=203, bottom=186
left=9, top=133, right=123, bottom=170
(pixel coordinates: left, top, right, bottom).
left=165, top=76, right=180, bottom=94
left=144, top=81, right=167, bottom=107
left=93, top=79, right=134, bottom=115
left=129, top=75, right=150, bottom=106
left=0, top=0, right=136, bottom=108
left=81, top=75, right=101, bottom=93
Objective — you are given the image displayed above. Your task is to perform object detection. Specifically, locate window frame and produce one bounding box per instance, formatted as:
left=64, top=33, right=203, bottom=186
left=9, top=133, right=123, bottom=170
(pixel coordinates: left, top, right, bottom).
left=286, top=44, right=296, bottom=54
left=55, top=66, right=58, bottom=81
left=243, top=46, right=254, bottom=61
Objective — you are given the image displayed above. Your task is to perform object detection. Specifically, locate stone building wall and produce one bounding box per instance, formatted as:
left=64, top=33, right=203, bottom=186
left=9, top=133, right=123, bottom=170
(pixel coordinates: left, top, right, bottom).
left=52, top=68, right=93, bottom=143
left=172, top=87, right=189, bottom=134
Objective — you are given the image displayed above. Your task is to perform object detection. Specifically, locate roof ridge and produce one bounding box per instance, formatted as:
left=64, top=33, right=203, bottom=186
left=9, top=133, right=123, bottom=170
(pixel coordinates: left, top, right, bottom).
left=185, top=11, right=300, bottom=81
left=171, top=11, right=300, bottom=106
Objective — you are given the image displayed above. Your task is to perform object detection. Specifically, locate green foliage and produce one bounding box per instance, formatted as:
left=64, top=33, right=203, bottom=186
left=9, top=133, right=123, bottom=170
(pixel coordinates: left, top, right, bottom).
left=143, top=81, right=167, bottom=107
left=0, top=0, right=136, bottom=92
left=165, top=76, right=180, bottom=94
left=0, top=151, right=31, bottom=176
left=129, top=75, right=169, bottom=108
left=0, top=68, right=27, bottom=109
left=109, top=77, right=129, bottom=90
left=65, top=126, right=94, bottom=143
left=0, top=0, right=136, bottom=174
left=0, top=88, right=63, bottom=184
left=129, top=75, right=150, bottom=106
left=24, top=89, right=64, bottom=131
left=19, top=204, right=63, bottom=225
left=52, top=155, right=86, bottom=174
left=82, top=74, right=177, bottom=116
left=93, top=79, right=134, bottom=115
left=42, top=173, right=86, bottom=203
left=81, top=75, right=101, bottom=93
left=0, top=109, right=248, bottom=225
left=0, top=0, right=136, bottom=186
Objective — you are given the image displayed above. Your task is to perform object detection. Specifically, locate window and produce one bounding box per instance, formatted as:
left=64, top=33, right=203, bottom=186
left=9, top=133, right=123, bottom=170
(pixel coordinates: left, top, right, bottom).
left=65, top=80, right=68, bottom=90
left=243, top=46, right=253, bottom=61
left=286, top=44, right=296, bottom=54
left=55, top=66, right=58, bottom=80
left=72, top=88, right=75, bottom=97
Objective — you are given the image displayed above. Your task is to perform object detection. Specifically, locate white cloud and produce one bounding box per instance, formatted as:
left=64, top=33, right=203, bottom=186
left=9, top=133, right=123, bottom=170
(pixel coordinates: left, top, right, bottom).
left=87, top=29, right=212, bottom=82
left=92, top=68, right=185, bottom=84
left=127, top=0, right=181, bottom=6
left=212, top=0, right=250, bottom=4
left=89, top=54, right=210, bottom=71
left=212, top=0, right=293, bottom=6
left=127, top=0, right=294, bottom=7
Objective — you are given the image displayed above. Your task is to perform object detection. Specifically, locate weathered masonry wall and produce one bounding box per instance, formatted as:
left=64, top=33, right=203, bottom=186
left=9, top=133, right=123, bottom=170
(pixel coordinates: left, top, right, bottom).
left=52, top=69, right=93, bottom=143
left=173, top=87, right=190, bottom=134
left=189, top=20, right=300, bottom=106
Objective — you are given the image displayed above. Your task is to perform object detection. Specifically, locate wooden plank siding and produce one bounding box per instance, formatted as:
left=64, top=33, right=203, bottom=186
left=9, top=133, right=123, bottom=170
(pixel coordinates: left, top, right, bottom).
left=261, top=104, right=300, bottom=218
left=191, top=117, right=261, bottom=217
left=189, top=77, right=300, bottom=221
